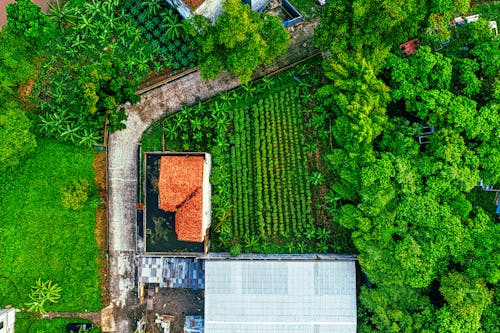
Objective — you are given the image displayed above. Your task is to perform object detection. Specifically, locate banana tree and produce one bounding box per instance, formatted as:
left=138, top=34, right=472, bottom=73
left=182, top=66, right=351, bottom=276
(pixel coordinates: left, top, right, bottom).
left=162, top=15, right=184, bottom=40
left=48, top=0, right=78, bottom=30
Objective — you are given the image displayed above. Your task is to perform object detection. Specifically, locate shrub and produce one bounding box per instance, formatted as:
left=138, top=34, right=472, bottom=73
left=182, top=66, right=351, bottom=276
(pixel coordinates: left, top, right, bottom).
left=60, top=179, right=90, bottom=211
left=25, top=278, right=62, bottom=315
left=229, top=243, right=242, bottom=257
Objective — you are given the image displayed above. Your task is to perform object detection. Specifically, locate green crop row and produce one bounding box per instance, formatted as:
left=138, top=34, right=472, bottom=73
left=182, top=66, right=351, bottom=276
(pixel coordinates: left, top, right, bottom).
left=229, top=87, right=313, bottom=239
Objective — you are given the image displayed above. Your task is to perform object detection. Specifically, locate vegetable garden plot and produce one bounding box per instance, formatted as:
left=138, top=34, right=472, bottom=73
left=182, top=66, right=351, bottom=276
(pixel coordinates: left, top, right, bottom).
left=229, top=87, right=313, bottom=238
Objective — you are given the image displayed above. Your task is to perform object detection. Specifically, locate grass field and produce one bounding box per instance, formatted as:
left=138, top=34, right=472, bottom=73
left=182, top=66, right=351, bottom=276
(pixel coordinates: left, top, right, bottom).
left=0, top=138, right=101, bottom=319
left=14, top=315, right=101, bottom=333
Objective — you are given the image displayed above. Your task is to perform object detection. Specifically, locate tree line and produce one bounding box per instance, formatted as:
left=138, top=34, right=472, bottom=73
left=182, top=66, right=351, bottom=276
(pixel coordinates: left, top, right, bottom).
left=315, top=0, right=499, bottom=331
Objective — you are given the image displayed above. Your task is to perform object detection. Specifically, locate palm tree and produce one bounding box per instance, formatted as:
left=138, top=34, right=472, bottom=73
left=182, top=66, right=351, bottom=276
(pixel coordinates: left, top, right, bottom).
left=142, top=0, right=163, bottom=15
left=48, top=0, right=77, bottom=30
left=316, top=228, right=331, bottom=241
left=162, top=15, right=183, bottom=40
left=316, top=241, right=329, bottom=253
left=308, top=171, right=325, bottom=186
left=243, top=235, right=260, bottom=253
left=25, top=279, right=62, bottom=315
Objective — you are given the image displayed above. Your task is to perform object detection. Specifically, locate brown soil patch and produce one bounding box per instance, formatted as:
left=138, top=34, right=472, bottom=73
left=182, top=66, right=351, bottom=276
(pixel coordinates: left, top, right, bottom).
left=184, top=0, right=205, bottom=10
left=94, top=151, right=110, bottom=306
left=145, top=288, right=204, bottom=333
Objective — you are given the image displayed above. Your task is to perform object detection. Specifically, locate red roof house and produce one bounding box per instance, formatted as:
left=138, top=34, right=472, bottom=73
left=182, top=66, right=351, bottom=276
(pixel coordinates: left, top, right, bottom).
left=158, top=154, right=211, bottom=243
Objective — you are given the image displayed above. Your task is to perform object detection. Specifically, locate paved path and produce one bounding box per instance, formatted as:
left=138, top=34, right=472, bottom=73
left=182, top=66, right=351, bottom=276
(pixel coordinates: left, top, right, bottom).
left=107, top=19, right=318, bottom=332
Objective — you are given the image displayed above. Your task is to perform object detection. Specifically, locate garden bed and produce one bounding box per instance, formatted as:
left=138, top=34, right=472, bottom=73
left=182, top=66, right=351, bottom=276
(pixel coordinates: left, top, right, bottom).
left=141, top=58, right=355, bottom=254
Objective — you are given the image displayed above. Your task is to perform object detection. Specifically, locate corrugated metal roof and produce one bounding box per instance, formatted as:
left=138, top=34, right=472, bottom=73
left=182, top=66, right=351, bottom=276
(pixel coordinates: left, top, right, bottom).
left=204, top=260, right=357, bottom=333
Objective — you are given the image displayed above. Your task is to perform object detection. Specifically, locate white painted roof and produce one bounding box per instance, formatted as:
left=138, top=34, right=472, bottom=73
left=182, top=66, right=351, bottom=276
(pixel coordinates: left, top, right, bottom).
left=204, top=260, right=357, bottom=333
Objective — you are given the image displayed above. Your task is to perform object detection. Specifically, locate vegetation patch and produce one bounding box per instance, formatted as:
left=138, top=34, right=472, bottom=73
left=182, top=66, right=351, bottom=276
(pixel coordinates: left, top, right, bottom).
left=142, top=59, right=352, bottom=254
left=0, top=138, right=101, bottom=317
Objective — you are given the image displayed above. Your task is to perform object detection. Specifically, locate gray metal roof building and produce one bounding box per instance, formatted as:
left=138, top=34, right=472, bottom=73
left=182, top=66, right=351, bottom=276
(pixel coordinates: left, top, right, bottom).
left=204, top=259, right=357, bottom=333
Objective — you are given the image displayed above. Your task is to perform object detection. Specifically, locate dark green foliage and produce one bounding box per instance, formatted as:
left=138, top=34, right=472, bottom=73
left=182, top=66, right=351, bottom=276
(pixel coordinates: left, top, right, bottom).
left=0, top=30, right=37, bottom=105
left=317, top=0, right=499, bottom=331
left=0, top=138, right=101, bottom=312
left=6, top=0, right=55, bottom=46
left=123, top=0, right=197, bottom=71
left=15, top=316, right=101, bottom=333
left=34, top=0, right=146, bottom=145
left=187, top=0, right=290, bottom=83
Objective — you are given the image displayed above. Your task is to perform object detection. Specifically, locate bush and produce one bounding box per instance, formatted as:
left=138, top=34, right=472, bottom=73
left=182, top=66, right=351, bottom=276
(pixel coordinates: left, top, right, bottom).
left=60, top=179, right=90, bottom=210
left=6, top=0, right=54, bottom=44
left=230, top=243, right=242, bottom=257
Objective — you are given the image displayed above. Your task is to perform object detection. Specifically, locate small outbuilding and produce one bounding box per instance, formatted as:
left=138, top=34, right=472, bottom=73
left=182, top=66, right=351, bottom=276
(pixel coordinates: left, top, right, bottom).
left=0, top=308, right=15, bottom=333
left=143, top=152, right=211, bottom=253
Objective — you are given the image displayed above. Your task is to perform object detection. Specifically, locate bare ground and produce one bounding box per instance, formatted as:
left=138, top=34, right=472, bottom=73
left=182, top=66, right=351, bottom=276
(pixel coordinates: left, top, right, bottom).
left=107, top=19, right=318, bottom=332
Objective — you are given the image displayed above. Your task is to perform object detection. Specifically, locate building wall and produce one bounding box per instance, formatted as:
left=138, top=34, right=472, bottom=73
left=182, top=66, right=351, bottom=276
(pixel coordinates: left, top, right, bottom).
left=194, top=0, right=224, bottom=22
left=0, top=308, right=15, bottom=333
left=201, top=153, right=212, bottom=247
left=243, top=0, right=269, bottom=12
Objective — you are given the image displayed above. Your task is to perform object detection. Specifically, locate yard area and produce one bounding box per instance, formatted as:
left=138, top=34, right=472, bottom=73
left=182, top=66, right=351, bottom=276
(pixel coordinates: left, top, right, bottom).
left=0, top=138, right=102, bottom=328
left=141, top=58, right=354, bottom=254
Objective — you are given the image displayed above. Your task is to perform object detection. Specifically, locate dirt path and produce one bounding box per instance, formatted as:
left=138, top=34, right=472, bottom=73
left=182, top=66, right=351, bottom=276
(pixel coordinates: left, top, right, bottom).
left=107, top=19, right=318, bottom=332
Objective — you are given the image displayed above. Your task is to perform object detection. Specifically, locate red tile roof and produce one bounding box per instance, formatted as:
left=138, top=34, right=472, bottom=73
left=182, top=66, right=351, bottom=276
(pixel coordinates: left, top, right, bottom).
left=400, top=38, right=420, bottom=55
left=184, top=0, right=205, bottom=10
left=176, top=188, right=203, bottom=242
left=158, top=155, right=205, bottom=242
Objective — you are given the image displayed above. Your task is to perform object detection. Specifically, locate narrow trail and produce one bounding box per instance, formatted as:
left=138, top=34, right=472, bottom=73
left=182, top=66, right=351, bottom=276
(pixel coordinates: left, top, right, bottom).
left=107, top=19, right=319, bottom=332
left=41, top=311, right=101, bottom=326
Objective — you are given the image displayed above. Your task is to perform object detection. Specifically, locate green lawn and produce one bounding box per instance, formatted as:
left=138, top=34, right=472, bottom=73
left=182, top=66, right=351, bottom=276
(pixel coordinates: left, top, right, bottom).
left=0, top=138, right=101, bottom=315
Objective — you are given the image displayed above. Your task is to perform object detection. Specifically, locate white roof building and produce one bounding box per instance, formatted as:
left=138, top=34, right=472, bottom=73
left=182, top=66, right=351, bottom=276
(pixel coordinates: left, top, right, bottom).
left=204, top=258, right=357, bottom=333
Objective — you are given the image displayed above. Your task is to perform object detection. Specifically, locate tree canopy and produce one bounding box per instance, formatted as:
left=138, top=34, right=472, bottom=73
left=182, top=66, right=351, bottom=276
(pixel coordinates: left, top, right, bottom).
left=187, top=0, right=290, bottom=84
left=317, top=0, right=499, bottom=331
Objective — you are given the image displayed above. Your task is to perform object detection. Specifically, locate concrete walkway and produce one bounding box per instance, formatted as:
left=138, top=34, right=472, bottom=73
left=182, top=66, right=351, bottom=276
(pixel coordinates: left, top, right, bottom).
left=107, top=19, right=318, bottom=332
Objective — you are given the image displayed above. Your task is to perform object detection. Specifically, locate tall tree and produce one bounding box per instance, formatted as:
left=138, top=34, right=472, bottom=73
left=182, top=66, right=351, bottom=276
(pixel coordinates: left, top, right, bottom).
left=186, top=0, right=290, bottom=84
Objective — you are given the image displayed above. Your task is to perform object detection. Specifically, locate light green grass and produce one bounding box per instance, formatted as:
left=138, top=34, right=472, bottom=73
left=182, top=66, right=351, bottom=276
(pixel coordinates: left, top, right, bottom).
left=0, top=138, right=101, bottom=313
left=15, top=315, right=101, bottom=333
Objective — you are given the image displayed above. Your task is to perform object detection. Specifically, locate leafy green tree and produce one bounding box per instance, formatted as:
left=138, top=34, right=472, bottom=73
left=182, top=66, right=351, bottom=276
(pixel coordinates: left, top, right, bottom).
left=6, top=0, right=54, bottom=45
left=187, top=0, right=290, bottom=83
left=437, top=272, right=492, bottom=333
left=0, top=29, right=37, bottom=105
left=359, top=284, right=435, bottom=332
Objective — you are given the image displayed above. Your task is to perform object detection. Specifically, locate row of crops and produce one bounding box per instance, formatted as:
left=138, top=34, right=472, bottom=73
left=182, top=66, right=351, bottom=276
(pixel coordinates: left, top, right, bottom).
left=230, top=88, right=313, bottom=238
left=123, top=0, right=197, bottom=72
left=140, top=60, right=353, bottom=253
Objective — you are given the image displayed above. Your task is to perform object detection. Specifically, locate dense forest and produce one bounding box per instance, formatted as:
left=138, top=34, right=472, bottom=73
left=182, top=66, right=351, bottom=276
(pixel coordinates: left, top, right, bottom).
left=315, top=0, right=499, bottom=331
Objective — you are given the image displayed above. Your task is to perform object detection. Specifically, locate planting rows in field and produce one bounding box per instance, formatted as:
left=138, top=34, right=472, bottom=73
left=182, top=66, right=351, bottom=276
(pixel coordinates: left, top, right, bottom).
left=230, top=87, right=313, bottom=239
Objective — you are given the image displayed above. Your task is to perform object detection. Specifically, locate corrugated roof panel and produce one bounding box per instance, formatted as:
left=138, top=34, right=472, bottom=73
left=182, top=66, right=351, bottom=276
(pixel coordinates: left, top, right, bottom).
left=205, top=260, right=357, bottom=333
